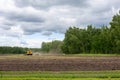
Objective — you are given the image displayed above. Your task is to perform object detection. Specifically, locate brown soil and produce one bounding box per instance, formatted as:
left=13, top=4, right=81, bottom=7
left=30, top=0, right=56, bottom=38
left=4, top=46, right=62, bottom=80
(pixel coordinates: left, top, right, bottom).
left=0, top=56, right=120, bottom=71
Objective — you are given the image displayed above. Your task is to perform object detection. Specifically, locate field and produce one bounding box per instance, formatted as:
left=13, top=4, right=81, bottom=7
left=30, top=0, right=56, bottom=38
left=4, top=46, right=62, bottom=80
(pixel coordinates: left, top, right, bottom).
left=0, top=71, right=120, bottom=80
left=0, top=54, right=120, bottom=80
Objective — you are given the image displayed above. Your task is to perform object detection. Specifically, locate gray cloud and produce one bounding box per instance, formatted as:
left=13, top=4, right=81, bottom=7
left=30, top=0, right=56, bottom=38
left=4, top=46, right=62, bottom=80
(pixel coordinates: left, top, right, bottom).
left=41, top=31, right=53, bottom=36
left=20, top=40, right=28, bottom=45
left=1, top=0, right=120, bottom=48
left=14, top=0, right=89, bottom=9
left=1, top=11, right=45, bottom=23
left=44, top=24, right=67, bottom=33
left=8, top=13, right=44, bottom=23
left=20, top=23, right=43, bottom=35
left=0, top=0, right=120, bottom=37
left=0, top=24, right=11, bottom=30
left=3, top=22, right=15, bottom=26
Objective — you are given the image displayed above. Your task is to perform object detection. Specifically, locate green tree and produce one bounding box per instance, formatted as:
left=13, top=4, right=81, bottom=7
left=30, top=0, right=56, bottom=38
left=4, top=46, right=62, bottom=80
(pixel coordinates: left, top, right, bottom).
left=62, top=27, right=79, bottom=54
left=41, top=42, right=51, bottom=52
left=41, top=40, right=62, bottom=53
left=0, top=46, right=27, bottom=54
left=50, top=40, right=62, bottom=53
left=110, top=11, right=120, bottom=53
left=62, top=27, right=87, bottom=54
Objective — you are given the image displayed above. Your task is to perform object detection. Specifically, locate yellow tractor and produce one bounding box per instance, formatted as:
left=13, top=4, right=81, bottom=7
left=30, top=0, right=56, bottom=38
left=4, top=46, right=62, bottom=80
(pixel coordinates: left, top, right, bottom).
left=26, top=50, right=33, bottom=55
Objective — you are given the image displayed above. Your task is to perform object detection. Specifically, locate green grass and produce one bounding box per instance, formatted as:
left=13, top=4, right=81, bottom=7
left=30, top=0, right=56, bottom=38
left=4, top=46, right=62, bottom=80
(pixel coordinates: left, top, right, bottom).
left=0, top=78, right=120, bottom=80
left=66, top=53, right=120, bottom=57
left=0, top=53, right=120, bottom=60
left=0, top=71, right=120, bottom=80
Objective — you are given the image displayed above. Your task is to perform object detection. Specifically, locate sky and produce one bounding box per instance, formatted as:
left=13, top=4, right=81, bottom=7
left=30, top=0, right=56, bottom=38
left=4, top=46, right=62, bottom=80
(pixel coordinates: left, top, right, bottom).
left=0, top=0, right=120, bottom=48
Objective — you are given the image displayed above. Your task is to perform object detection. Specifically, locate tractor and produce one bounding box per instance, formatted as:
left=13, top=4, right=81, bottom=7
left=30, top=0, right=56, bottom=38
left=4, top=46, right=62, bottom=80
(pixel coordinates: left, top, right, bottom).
left=26, top=50, right=33, bottom=55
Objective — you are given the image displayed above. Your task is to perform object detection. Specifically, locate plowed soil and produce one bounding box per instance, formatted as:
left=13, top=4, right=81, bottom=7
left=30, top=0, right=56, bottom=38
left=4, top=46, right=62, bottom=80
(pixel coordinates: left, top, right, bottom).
left=0, top=56, right=120, bottom=71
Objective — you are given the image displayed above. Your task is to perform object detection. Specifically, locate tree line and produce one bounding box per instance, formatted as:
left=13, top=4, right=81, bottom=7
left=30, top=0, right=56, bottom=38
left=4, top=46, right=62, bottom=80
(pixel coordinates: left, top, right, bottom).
left=41, top=40, right=62, bottom=53
left=0, top=46, right=28, bottom=54
left=61, top=12, right=120, bottom=54
left=42, top=12, right=120, bottom=54
left=0, top=46, right=43, bottom=54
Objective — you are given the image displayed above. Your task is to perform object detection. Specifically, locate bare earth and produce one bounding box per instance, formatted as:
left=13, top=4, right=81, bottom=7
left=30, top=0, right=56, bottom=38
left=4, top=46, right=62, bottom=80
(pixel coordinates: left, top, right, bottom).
left=0, top=55, right=120, bottom=71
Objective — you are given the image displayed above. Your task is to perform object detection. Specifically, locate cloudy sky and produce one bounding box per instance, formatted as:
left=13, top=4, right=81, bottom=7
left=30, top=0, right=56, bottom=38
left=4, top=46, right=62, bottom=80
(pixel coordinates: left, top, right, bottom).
left=0, top=0, right=120, bottom=48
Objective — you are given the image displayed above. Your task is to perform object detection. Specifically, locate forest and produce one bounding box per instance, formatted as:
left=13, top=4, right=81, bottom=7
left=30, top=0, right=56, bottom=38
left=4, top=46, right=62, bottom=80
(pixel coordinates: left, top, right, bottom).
left=0, top=46, right=27, bottom=54
left=42, top=11, right=120, bottom=54
left=0, top=12, right=120, bottom=54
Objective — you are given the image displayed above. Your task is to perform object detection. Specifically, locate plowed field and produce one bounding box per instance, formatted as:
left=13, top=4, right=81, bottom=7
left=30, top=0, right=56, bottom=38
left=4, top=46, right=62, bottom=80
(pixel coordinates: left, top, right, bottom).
left=0, top=55, right=120, bottom=71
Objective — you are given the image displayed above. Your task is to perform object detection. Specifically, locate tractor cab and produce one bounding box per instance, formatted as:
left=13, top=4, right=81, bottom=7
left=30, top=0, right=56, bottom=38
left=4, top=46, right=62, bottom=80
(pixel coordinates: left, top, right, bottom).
left=26, top=50, right=33, bottom=55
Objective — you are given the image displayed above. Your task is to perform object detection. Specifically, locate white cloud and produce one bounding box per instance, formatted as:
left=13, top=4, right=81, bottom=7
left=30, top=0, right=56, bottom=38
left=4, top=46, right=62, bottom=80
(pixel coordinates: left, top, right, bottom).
left=0, top=0, right=120, bottom=47
left=0, top=36, right=20, bottom=47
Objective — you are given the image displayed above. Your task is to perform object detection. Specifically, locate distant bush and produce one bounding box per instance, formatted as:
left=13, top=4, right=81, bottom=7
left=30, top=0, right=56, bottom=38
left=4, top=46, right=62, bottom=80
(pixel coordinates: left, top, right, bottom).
left=41, top=40, right=63, bottom=53
left=0, top=46, right=28, bottom=54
